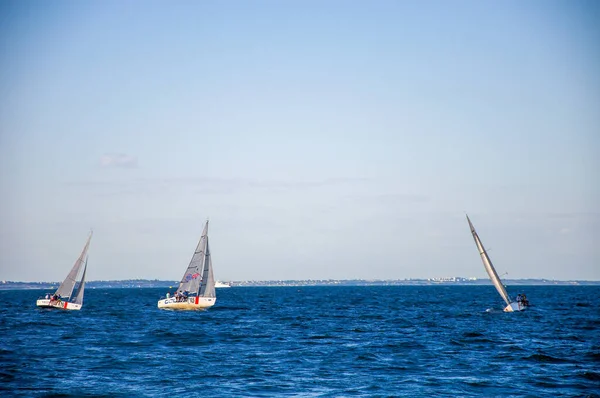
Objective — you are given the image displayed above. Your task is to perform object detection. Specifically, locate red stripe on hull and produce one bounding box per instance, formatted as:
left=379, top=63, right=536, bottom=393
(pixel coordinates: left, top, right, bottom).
left=195, top=296, right=199, bottom=305
left=63, top=302, right=68, bottom=309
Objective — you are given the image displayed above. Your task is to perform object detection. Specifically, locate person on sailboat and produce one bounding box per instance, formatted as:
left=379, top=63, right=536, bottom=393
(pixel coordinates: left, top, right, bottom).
left=516, top=293, right=529, bottom=307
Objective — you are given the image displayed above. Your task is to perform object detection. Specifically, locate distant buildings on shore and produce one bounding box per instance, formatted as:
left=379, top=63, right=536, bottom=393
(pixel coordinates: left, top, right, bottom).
left=228, top=278, right=596, bottom=287
left=1, top=278, right=597, bottom=290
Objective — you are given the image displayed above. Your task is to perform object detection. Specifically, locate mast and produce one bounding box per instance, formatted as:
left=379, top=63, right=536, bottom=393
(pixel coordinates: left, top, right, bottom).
left=177, top=220, right=209, bottom=295
left=55, top=231, right=92, bottom=299
left=466, top=215, right=512, bottom=306
left=73, top=258, right=88, bottom=305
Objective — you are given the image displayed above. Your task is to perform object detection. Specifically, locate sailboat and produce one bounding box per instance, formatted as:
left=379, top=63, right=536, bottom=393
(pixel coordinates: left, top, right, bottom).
left=158, top=220, right=216, bottom=310
left=36, top=232, right=92, bottom=310
left=466, top=215, right=528, bottom=312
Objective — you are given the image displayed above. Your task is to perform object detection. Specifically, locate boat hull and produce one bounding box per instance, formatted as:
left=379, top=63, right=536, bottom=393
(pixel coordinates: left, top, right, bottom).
left=504, top=302, right=526, bottom=312
left=157, top=296, right=216, bottom=310
left=215, top=282, right=231, bottom=288
left=36, top=299, right=82, bottom=311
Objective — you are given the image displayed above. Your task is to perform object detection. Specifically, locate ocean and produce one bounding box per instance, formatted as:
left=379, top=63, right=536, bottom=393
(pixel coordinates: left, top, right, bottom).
left=1, top=286, right=599, bottom=397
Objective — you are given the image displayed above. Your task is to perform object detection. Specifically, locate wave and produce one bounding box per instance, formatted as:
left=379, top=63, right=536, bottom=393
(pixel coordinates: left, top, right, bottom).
left=524, top=353, right=569, bottom=364
left=585, top=351, right=600, bottom=362
left=579, top=371, right=600, bottom=381
left=463, top=331, right=484, bottom=338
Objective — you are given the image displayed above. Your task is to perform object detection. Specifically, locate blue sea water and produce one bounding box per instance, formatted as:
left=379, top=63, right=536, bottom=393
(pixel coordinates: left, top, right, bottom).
left=0, top=286, right=599, bottom=397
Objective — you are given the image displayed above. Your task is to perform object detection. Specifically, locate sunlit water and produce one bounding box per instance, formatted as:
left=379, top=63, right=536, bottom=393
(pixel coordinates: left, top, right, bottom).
left=1, top=286, right=599, bottom=397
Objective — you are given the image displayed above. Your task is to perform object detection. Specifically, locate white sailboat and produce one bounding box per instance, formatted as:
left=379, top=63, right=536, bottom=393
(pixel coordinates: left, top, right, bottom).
left=466, top=215, right=528, bottom=312
left=158, top=220, right=216, bottom=310
left=36, top=232, right=92, bottom=310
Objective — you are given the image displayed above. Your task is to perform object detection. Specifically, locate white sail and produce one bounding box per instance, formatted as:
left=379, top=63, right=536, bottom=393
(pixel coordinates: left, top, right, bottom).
left=55, top=231, right=93, bottom=299
left=466, top=215, right=512, bottom=306
left=177, top=221, right=209, bottom=296
left=198, top=236, right=215, bottom=298
left=73, top=258, right=88, bottom=305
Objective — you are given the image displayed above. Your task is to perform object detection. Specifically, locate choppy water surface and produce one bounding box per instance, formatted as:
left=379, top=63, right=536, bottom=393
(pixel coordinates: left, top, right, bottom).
left=1, top=286, right=599, bottom=397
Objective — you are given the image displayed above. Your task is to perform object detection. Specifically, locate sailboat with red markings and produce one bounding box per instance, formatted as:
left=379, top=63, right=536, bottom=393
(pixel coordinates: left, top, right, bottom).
left=158, top=220, right=216, bottom=310
left=36, top=232, right=92, bottom=311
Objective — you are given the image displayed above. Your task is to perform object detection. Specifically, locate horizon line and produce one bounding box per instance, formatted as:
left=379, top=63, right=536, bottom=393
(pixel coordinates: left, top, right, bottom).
left=3, top=277, right=600, bottom=284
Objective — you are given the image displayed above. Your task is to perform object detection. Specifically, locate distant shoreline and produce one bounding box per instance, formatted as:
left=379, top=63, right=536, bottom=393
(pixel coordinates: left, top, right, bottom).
left=1, top=278, right=599, bottom=290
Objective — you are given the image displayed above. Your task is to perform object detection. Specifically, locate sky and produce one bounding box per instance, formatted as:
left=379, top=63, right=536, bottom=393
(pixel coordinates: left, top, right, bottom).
left=0, top=0, right=598, bottom=282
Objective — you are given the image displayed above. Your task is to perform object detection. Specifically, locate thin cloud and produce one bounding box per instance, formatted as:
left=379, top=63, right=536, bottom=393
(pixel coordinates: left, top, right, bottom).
left=64, top=176, right=368, bottom=197
left=247, top=177, right=371, bottom=190
left=345, top=193, right=430, bottom=205
left=99, top=154, right=138, bottom=168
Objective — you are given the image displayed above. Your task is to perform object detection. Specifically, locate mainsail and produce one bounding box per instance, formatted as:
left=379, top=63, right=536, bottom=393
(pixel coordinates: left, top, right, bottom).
left=73, top=258, right=88, bottom=305
left=466, top=215, right=512, bottom=306
left=199, top=237, right=215, bottom=298
left=55, top=232, right=93, bottom=299
left=177, top=221, right=214, bottom=297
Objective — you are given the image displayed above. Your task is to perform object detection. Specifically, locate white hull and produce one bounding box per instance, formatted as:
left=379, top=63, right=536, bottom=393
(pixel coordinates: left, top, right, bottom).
left=157, top=296, right=216, bottom=310
left=504, top=302, right=526, bottom=312
left=36, top=299, right=82, bottom=311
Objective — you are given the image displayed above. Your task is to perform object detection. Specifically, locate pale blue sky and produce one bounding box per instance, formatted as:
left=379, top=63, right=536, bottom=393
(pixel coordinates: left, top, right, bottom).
left=1, top=0, right=598, bottom=282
